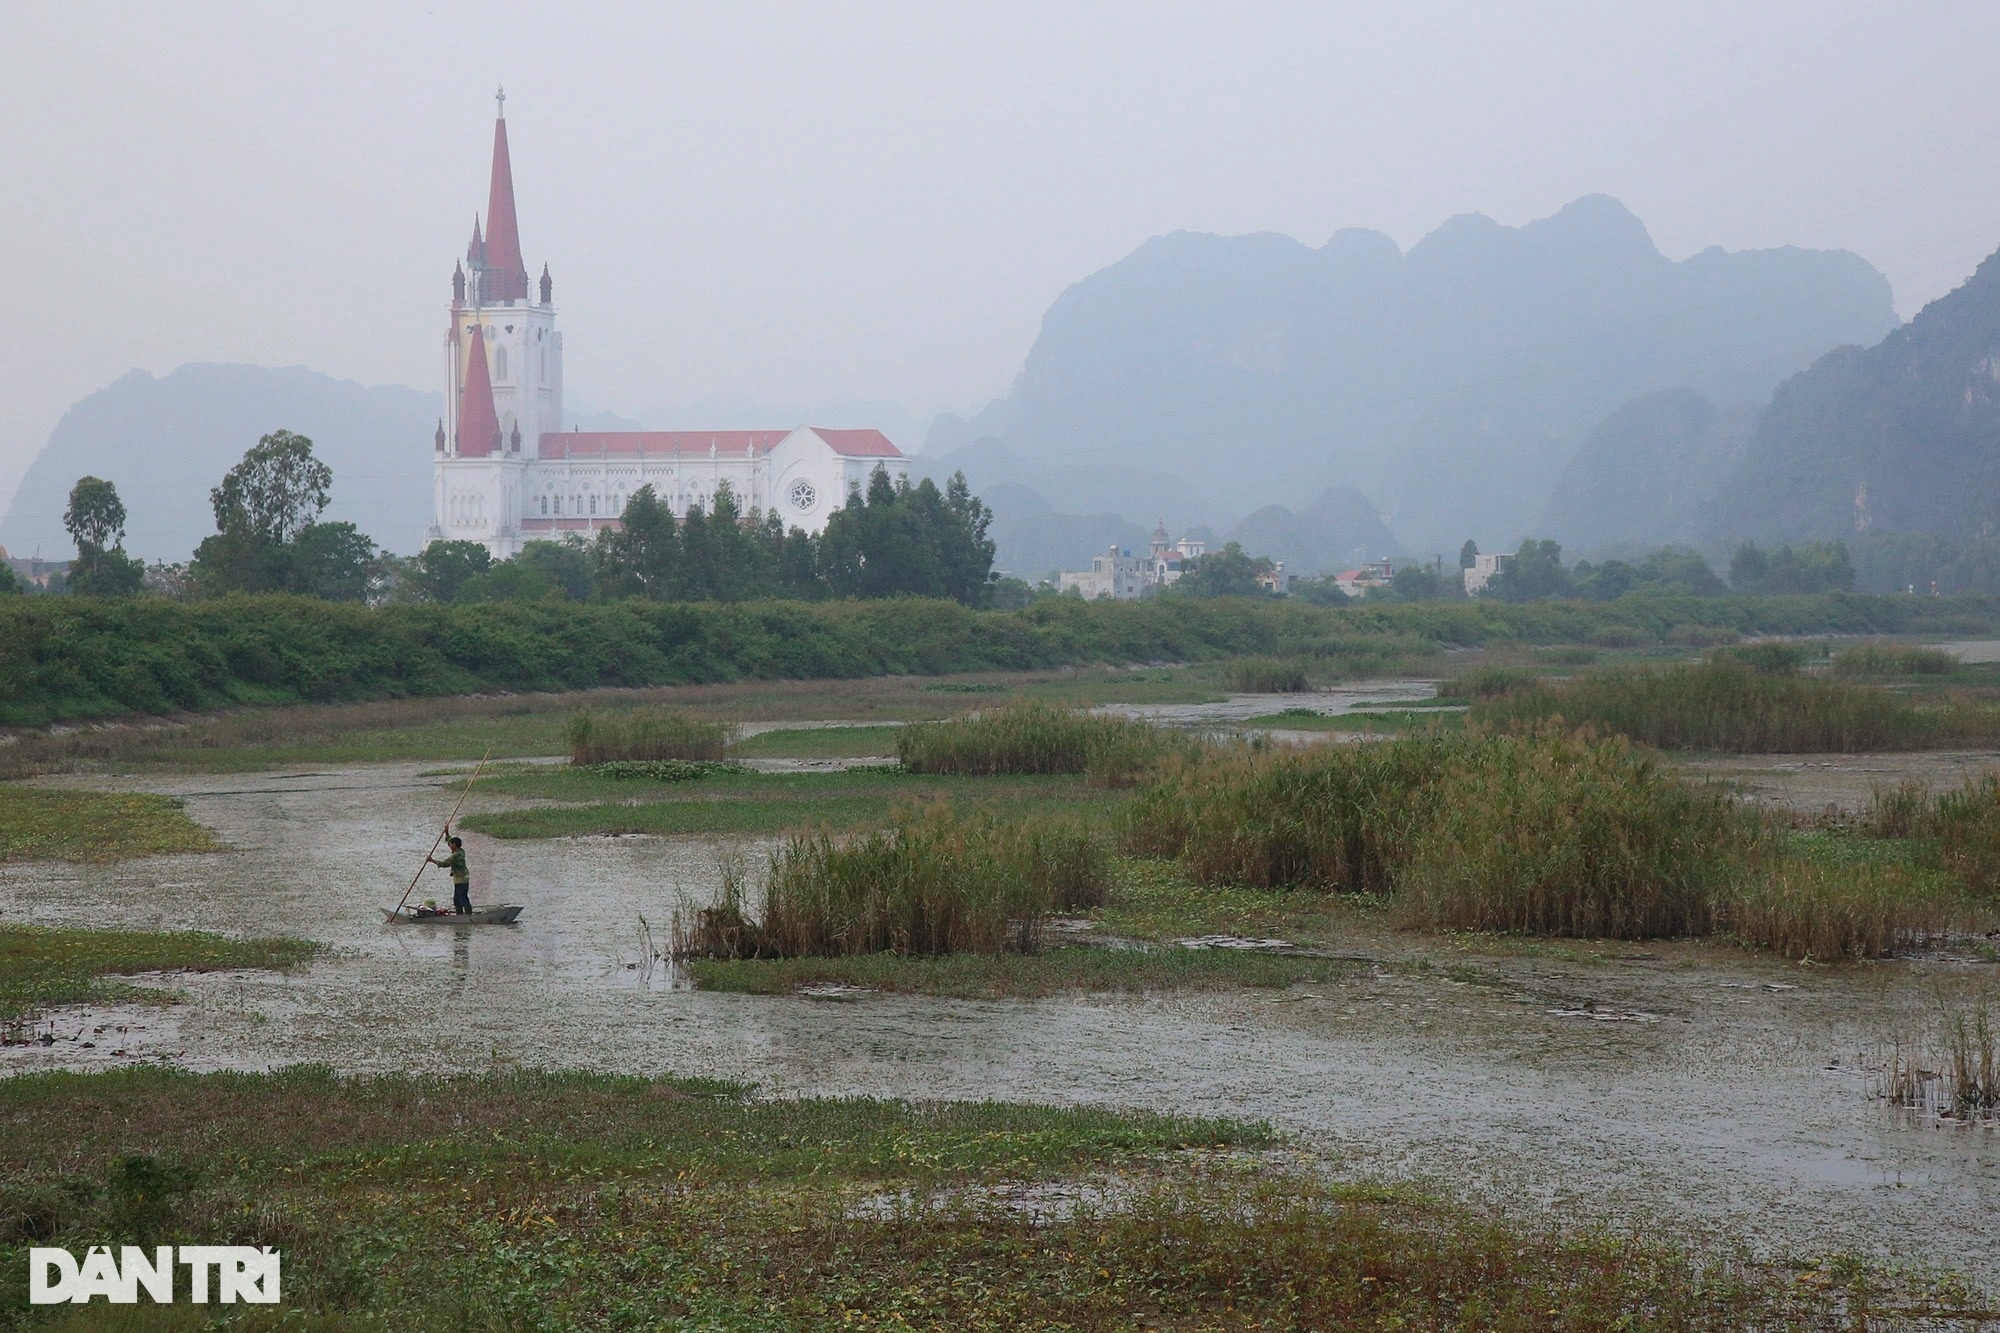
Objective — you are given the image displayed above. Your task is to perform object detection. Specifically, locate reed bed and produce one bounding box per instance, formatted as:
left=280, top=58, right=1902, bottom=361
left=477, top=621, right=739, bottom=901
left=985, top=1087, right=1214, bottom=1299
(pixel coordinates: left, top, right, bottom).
left=1436, top=664, right=1542, bottom=700
left=1122, top=729, right=1754, bottom=939
left=1220, top=657, right=1313, bottom=693
left=1468, top=657, right=1999, bottom=752
left=896, top=701, right=1187, bottom=787
left=674, top=805, right=1108, bottom=960
left=1882, top=992, right=1999, bottom=1123
left=565, top=707, right=732, bottom=765
left=1863, top=773, right=2000, bottom=896
left=1725, top=858, right=1959, bottom=960
left=1833, top=642, right=1959, bottom=677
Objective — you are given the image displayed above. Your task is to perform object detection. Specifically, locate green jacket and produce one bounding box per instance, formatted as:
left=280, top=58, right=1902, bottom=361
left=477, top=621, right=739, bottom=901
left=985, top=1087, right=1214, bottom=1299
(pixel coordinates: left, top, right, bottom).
left=433, top=847, right=469, bottom=884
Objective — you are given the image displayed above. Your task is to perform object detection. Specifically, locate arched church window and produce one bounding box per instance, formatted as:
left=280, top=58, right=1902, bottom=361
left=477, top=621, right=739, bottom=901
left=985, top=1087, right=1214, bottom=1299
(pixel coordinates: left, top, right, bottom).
left=589, top=495, right=598, bottom=516
left=540, top=495, right=548, bottom=516
left=494, top=345, right=508, bottom=380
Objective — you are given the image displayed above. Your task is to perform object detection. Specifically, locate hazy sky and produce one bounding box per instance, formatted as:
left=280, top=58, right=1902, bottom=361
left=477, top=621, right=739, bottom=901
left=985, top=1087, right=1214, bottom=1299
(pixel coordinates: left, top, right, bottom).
left=4, top=1, right=1999, bottom=516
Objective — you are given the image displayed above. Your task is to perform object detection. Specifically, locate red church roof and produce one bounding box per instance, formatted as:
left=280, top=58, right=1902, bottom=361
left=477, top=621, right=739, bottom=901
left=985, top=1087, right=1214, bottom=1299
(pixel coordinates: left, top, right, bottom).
left=534, top=428, right=904, bottom=460
left=457, top=325, right=502, bottom=457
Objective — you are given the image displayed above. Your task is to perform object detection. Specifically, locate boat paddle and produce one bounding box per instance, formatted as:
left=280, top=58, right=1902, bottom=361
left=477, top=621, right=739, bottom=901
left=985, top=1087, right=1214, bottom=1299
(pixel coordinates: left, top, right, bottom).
left=392, top=749, right=492, bottom=919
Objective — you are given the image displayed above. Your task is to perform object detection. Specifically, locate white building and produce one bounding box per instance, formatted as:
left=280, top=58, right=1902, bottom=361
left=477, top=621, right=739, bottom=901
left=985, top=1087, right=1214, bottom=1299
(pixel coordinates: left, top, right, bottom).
left=1057, top=524, right=1208, bottom=599
left=430, top=92, right=908, bottom=558
left=1463, top=552, right=1510, bottom=595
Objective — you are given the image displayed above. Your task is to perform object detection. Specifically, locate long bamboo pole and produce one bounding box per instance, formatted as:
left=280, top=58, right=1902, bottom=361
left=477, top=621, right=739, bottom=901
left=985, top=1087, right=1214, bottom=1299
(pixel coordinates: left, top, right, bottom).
left=392, top=749, right=492, bottom=919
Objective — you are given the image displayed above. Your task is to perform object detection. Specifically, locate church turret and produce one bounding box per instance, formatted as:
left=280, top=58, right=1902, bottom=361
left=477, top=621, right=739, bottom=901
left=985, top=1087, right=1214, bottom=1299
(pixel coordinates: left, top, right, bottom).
left=434, top=419, right=446, bottom=453
left=452, top=261, right=465, bottom=307
left=539, top=263, right=552, bottom=305
left=456, top=324, right=501, bottom=458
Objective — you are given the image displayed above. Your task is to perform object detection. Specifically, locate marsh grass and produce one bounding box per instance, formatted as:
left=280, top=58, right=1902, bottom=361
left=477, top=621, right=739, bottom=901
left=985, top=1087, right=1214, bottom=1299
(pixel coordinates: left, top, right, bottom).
left=674, top=806, right=1110, bottom=960
left=1834, top=642, right=1960, bottom=678
left=0, top=787, right=225, bottom=863
left=896, top=700, right=1188, bottom=787
left=1435, top=664, right=1541, bottom=700
left=1726, top=858, right=1960, bottom=961
left=1220, top=657, right=1313, bottom=693
left=0, top=924, right=315, bottom=1023
left=1471, top=657, right=2000, bottom=752
left=1123, top=730, right=1765, bottom=942
left=727, top=724, right=903, bottom=759
left=566, top=707, right=732, bottom=764
left=1882, top=992, right=1999, bottom=1123
left=1862, top=774, right=2000, bottom=897
left=0, top=1065, right=1941, bottom=1329
left=687, top=946, right=1354, bottom=998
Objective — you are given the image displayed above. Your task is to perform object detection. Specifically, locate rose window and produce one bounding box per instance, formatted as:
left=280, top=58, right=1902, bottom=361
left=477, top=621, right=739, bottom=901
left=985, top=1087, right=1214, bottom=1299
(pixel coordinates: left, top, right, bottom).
left=790, top=480, right=817, bottom=510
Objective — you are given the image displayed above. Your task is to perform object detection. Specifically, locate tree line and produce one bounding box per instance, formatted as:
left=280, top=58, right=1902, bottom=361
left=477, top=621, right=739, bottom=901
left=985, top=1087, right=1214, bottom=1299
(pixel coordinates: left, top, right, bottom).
left=21, top=431, right=1006, bottom=609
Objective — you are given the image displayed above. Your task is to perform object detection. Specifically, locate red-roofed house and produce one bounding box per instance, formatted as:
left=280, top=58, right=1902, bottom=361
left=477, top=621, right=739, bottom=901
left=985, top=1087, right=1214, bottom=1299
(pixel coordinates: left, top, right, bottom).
left=430, top=92, right=909, bottom=557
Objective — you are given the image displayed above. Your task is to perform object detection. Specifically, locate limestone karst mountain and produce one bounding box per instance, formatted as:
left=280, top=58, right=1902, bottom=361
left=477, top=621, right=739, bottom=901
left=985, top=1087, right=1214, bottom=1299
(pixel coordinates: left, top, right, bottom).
left=1537, top=389, right=1762, bottom=552
left=942, top=195, right=1894, bottom=551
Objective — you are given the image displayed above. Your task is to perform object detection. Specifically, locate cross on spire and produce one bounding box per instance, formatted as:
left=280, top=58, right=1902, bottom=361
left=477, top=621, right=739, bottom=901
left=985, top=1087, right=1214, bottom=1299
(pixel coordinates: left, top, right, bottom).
left=496, top=84, right=506, bottom=119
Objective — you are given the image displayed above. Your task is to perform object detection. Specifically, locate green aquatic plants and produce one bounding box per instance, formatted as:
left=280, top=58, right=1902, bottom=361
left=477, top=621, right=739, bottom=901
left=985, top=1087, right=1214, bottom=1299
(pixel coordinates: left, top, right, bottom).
left=1861, top=772, right=2000, bottom=897
left=565, top=707, right=732, bottom=764
left=895, top=700, right=1188, bottom=787
left=1883, top=990, right=1999, bottom=1123
left=675, top=805, right=1109, bottom=960
left=1725, top=856, right=1960, bottom=961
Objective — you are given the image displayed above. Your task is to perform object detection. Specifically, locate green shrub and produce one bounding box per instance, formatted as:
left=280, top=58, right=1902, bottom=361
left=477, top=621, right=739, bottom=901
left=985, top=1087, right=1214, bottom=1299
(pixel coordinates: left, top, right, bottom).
left=1589, top=626, right=1647, bottom=649
left=896, top=701, right=1186, bottom=788
left=1832, top=642, right=1958, bottom=677
left=566, top=708, right=731, bottom=764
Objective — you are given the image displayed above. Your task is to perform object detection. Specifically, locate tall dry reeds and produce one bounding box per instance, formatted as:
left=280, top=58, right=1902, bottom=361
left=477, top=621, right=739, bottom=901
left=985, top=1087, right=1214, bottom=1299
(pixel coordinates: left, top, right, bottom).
left=1862, top=773, right=2000, bottom=897
left=1882, top=992, right=1998, bottom=1123
left=1221, top=658, right=1313, bottom=693
left=896, top=701, right=1186, bottom=788
left=565, top=708, right=731, bottom=765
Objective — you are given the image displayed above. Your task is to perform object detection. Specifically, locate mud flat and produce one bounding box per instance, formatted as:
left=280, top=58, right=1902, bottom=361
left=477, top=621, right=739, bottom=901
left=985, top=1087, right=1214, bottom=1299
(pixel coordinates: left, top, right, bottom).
left=2, top=755, right=1996, bottom=1287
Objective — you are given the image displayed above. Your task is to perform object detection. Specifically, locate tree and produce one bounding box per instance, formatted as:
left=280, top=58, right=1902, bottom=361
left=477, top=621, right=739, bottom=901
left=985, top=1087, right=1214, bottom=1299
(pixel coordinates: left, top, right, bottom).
left=513, top=537, right=594, bottom=600
left=62, top=476, right=145, bottom=596
left=1485, top=539, right=1572, bottom=601
left=288, top=521, right=378, bottom=601
left=192, top=431, right=338, bottom=594
left=211, top=430, right=332, bottom=546
left=1173, top=542, right=1274, bottom=597
left=1730, top=541, right=1854, bottom=595
left=1459, top=539, right=1479, bottom=570
left=409, top=540, right=493, bottom=603
left=0, top=560, right=21, bottom=596
left=594, top=485, right=679, bottom=599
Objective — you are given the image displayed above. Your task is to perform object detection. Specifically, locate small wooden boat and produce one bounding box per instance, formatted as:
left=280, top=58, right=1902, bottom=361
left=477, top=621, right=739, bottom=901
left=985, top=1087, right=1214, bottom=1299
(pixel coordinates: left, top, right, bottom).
left=382, top=904, right=524, bottom=925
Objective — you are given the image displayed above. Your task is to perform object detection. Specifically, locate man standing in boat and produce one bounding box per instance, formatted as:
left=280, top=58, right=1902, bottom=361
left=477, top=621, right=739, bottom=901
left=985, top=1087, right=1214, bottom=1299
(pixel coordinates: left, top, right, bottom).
left=430, top=831, right=473, bottom=915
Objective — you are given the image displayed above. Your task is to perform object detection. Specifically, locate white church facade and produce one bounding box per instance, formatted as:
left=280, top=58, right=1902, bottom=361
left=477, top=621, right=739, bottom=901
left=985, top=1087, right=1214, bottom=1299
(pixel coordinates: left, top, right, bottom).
left=430, top=93, right=908, bottom=559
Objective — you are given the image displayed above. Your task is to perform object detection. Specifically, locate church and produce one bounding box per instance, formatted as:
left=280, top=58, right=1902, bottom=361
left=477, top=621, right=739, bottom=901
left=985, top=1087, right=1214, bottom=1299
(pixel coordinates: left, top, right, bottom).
left=429, top=92, right=909, bottom=558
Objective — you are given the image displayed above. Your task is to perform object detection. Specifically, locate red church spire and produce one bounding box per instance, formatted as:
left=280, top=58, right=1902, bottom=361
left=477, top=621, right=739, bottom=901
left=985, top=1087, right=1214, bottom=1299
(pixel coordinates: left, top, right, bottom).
left=481, top=86, right=529, bottom=302
left=457, top=324, right=502, bottom=457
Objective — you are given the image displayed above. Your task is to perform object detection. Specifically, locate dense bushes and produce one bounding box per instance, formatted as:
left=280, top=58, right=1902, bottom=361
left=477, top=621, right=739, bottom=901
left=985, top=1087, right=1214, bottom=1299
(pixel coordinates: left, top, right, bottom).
left=1469, top=657, right=2000, bottom=752
left=2, top=591, right=1997, bottom=727
left=1832, top=642, right=1959, bottom=677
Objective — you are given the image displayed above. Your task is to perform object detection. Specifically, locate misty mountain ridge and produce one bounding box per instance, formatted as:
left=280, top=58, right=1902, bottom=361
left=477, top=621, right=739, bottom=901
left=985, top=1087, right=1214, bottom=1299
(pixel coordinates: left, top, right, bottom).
left=951, top=194, right=1894, bottom=550
left=1538, top=389, right=1763, bottom=551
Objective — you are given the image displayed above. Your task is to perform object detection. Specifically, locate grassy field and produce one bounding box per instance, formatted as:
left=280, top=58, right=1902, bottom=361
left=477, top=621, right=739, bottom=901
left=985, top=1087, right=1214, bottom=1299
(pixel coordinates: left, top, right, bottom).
left=462, top=769, right=1116, bottom=841
left=0, top=924, right=315, bottom=1024
left=0, top=787, right=226, bottom=863
left=729, top=724, right=903, bottom=759
left=0, top=1065, right=1971, bottom=1328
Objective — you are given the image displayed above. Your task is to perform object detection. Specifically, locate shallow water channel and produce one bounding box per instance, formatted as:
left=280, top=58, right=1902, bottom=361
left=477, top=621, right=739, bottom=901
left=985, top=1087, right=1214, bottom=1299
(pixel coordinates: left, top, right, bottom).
left=4, top=684, right=1999, bottom=1284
